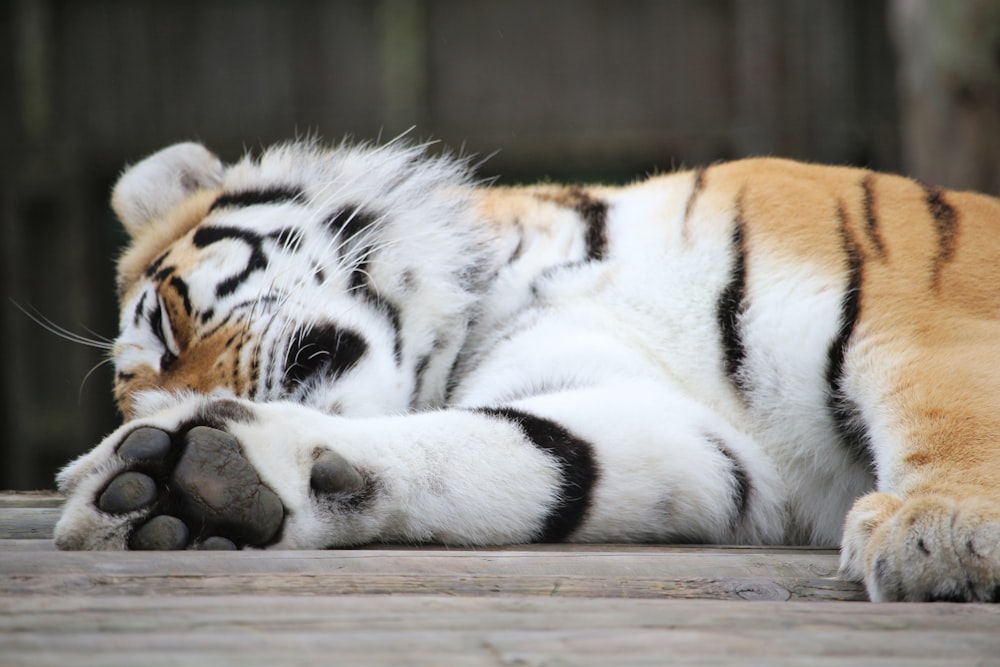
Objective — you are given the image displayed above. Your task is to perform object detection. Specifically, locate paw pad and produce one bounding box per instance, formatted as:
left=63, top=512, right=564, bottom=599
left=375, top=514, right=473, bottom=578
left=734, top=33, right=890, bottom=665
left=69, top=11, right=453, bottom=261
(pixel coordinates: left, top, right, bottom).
left=130, top=515, right=189, bottom=550
left=173, top=426, right=284, bottom=546
left=97, top=425, right=286, bottom=550
left=98, top=471, right=157, bottom=514
left=310, top=450, right=365, bottom=495
left=117, top=427, right=172, bottom=461
left=196, top=536, right=238, bottom=551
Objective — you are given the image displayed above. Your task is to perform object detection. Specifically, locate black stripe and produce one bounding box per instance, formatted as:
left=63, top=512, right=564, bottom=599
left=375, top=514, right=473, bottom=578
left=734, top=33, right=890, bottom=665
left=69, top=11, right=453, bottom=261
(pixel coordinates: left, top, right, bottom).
left=371, top=291, right=404, bottom=364
left=330, top=208, right=381, bottom=296
left=324, top=207, right=380, bottom=247
left=704, top=433, right=751, bottom=527
left=144, top=252, right=168, bottom=278
left=283, top=323, right=368, bottom=394
left=682, top=168, right=707, bottom=239
left=312, top=263, right=326, bottom=285
left=216, top=264, right=266, bottom=299
left=168, top=276, right=192, bottom=315
left=826, top=203, right=873, bottom=466
left=133, top=292, right=148, bottom=327
left=443, top=353, right=465, bottom=403
left=193, top=226, right=268, bottom=298
left=477, top=407, right=598, bottom=542
left=533, top=189, right=608, bottom=261
left=268, top=227, right=304, bottom=252
left=348, top=256, right=371, bottom=294
left=248, top=340, right=261, bottom=400
left=861, top=175, right=887, bottom=261
left=147, top=299, right=163, bottom=339
left=923, top=184, right=959, bottom=290
left=686, top=168, right=707, bottom=217
left=192, top=225, right=263, bottom=249
left=410, top=354, right=432, bottom=408
left=717, top=198, right=749, bottom=395
left=576, top=192, right=609, bottom=261
left=210, top=186, right=304, bottom=212
left=506, top=236, right=525, bottom=265
left=349, top=268, right=404, bottom=364
left=153, top=265, right=174, bottom=284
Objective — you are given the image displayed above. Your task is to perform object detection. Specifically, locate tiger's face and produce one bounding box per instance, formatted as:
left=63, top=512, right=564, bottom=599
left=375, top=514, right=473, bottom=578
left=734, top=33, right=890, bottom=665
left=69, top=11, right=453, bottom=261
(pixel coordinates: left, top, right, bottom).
left=109, top=142, right=445, bottom=420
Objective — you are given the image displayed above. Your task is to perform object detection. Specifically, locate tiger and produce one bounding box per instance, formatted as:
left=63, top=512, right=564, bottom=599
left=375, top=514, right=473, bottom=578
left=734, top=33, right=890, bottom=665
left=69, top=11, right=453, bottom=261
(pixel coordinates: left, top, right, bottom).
left=53, top=137, right=1000, bottom=602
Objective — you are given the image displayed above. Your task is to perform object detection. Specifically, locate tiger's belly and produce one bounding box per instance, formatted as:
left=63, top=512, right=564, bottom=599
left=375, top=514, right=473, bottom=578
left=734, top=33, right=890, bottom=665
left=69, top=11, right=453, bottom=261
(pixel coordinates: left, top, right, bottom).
left=456, top=246, right=875, bottom=544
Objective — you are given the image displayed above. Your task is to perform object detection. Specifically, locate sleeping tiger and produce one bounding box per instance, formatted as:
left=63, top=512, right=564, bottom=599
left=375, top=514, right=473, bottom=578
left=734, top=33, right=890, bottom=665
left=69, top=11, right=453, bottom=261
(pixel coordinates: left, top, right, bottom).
left=54, top=138, right=1000, bottom=602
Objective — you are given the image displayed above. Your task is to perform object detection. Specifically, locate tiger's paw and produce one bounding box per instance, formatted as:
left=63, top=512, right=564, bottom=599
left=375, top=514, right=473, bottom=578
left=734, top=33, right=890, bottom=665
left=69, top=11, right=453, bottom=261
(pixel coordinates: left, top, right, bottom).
left=54, top=398, right=371, bottom=551
left=102, top=426, right=285, bottom=549
left=840, top=492, right=1000, bottom=602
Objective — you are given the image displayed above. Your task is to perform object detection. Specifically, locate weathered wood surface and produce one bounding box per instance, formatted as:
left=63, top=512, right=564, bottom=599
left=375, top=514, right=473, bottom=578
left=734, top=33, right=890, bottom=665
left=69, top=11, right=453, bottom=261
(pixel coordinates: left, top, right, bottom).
left=5, top=595, right=1000, bottom=667
left=3, top=492, right=999, bottom=666
left=1, top=546, right=862, bottom=602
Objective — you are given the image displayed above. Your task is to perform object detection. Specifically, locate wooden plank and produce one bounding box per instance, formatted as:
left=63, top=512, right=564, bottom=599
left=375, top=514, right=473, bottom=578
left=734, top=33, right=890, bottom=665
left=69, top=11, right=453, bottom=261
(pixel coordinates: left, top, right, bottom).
left=0, top=491, right=64, bottom=508
left=0, top=508, right=60, bottom=539
left=0, top=547, right=864, bottom=601
left=0, top=493, right=864, bottom=601
left=0, top=492, right=62, bottom=540
left=1, top=595, right=998, bottom=667
left=2, top=492, right=998, bottom=666
left=0, top=539, right=57, bottom=552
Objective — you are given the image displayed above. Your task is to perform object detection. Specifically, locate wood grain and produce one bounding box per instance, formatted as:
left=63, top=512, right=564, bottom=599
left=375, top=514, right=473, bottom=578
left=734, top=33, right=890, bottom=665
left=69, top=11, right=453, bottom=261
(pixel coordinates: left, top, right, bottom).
left=3, top=595, right=999, bottom=667
left=0, top=547, right=864, bottom=602
left=0, top=508, right=60, bottom=539
left=3, top=492, right=998, bottom=666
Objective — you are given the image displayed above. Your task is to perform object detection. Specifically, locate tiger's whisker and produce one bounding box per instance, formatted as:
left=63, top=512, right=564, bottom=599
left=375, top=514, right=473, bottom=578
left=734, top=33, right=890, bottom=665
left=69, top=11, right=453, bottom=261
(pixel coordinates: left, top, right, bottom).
left=10, top=299, right=114, bottom=351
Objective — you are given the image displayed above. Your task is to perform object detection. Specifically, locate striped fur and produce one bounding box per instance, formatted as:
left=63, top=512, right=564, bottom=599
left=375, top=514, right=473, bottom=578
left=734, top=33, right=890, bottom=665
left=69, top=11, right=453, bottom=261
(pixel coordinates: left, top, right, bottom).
left=55, top=140, right=1000, bottom=602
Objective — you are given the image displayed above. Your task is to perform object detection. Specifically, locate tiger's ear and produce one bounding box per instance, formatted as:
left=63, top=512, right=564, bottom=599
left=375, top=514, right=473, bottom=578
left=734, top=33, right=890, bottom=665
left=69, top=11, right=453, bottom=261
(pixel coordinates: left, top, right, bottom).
left=111, top=142, right=224, bottom=240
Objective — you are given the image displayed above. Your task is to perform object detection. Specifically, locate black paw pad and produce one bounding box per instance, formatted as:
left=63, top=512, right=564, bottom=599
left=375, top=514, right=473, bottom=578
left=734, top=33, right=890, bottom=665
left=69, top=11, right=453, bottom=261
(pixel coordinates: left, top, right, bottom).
left=196, top=536, right=239, bottom=551
left=117, top=427, right=172, bottom=461
left=98, top=472, right=157, bottom=514
left=172, top=426, right=284, bottom=546
left=310, top=450, right=364, bottom=495
left=130, top=515, right=189, bottom=550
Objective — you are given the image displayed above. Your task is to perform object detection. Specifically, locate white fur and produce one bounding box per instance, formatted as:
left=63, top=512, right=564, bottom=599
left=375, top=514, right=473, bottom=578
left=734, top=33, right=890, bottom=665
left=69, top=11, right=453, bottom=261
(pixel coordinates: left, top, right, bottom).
left=112, top=143, right=224, bottom=237
left=60, top=141, right=866, bottom=556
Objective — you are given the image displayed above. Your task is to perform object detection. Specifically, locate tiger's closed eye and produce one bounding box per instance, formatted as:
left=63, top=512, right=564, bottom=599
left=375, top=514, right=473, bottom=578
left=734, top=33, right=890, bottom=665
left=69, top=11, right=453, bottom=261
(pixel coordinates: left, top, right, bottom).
left=150, top=293, right=180, bottom=370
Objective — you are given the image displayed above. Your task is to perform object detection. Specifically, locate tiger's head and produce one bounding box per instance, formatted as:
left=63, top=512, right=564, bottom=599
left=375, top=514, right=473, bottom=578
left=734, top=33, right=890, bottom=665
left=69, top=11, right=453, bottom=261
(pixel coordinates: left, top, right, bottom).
left=109, top=140, right=492, bottom=420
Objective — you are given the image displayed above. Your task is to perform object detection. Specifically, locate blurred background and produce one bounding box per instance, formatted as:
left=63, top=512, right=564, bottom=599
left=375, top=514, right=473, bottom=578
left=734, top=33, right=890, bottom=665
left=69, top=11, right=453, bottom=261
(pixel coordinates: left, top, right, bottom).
left=2, top=0, right=1000, bottom=490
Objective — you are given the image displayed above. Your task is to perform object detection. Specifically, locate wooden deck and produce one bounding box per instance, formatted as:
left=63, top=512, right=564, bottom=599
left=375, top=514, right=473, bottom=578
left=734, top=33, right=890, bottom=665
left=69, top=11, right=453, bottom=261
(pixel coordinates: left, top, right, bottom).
left=2, top=491, right=999, bottom=666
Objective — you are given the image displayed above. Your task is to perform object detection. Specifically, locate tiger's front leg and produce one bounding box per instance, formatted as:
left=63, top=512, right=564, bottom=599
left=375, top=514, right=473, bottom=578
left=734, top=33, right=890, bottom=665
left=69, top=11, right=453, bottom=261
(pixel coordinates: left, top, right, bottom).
left=55, top=396, right=562, bottom=550
left=55, top=381, right=785, bottom=551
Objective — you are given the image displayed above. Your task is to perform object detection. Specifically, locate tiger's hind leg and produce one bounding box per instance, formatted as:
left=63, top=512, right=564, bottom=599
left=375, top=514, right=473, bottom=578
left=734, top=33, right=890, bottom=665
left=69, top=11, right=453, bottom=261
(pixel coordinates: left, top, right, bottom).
left=839, top=324, right=1000, bottom=602
left=842, top=491, right=1000, bottom=602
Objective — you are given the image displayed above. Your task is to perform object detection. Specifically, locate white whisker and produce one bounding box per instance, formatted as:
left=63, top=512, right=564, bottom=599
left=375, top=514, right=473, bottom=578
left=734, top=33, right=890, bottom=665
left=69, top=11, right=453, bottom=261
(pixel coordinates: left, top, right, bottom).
left=79, top=357, right=116, bottom=404
left=10, top=299, right=115, bottom=350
